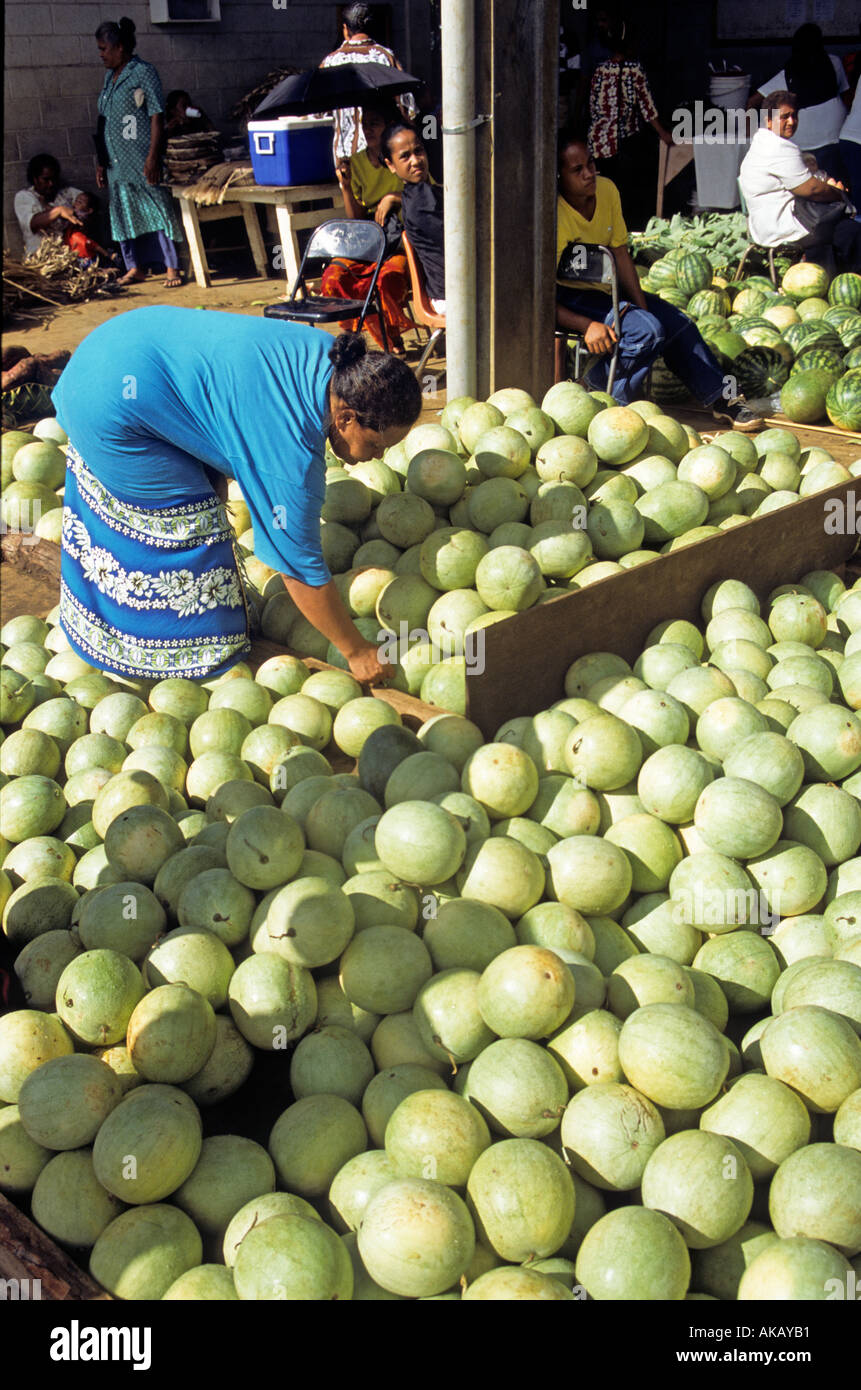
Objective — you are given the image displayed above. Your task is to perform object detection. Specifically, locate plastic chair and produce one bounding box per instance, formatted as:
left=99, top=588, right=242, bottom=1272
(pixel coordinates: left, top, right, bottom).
left=555, top=242, right=622, bottom=393
left=401, top=231, right=446, bottom=378
left=263, top=219, right=389, bottom=347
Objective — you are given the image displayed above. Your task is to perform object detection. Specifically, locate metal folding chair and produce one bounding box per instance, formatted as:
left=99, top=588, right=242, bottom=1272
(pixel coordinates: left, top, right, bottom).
left=555, top=242, right=622, bottom=393
left=263, top=218, right=389, bottom=347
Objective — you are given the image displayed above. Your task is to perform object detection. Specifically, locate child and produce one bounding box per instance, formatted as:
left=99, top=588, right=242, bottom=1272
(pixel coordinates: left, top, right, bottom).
left=165, top=90, right=214, bottom=136
left=62, top=192, right=116, bottom=268
left=382, top=121, right=446, bottom=314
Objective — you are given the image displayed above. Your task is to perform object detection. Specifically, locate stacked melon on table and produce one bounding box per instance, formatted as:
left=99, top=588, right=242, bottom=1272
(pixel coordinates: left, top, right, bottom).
left=1, top=562, right=861, bottom=1301
left=640, top=252, right=861, bottom=430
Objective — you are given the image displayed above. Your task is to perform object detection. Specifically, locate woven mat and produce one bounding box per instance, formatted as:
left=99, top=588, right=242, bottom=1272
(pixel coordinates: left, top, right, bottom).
left=181, top=162, right=257, bottom=205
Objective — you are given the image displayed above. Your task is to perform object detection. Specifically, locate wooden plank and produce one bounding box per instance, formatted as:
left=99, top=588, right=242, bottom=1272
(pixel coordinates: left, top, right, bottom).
left=239, top=203, right=270, bottom=279
left=466, top=478, right=861, bottom=737
left=175, top=194, right=212, bottom=289
left=0, top=1194, right=111, bottom=1301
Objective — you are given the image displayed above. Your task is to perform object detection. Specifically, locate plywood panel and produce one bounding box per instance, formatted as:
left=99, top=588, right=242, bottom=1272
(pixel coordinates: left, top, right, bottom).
left=466, top=478, right=860, bottom=737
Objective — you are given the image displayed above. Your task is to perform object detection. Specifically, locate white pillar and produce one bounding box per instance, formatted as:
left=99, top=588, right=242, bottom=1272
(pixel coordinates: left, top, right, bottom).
left=440, top=0, right=477, bottom=399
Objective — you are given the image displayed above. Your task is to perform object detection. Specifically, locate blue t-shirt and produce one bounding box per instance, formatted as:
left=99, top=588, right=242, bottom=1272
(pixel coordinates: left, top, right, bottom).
left=52, top=306, right=334, bottom=585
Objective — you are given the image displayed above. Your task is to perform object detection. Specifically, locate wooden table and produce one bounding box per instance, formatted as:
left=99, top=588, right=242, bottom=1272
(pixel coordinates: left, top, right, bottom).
left=171, top=180, right=342, bottom=289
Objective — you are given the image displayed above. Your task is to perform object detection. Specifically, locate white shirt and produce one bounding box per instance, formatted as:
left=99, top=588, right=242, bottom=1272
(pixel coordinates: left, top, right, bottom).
left=739, top=127, right=811, bottom=246
left=14, top=185, right=82, bottom=255
left=758, top=56, right=849, bottom=150
left=840, top=81, right=861, bottom=147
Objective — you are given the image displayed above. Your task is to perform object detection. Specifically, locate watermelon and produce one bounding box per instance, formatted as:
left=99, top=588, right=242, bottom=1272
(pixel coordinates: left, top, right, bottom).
left=655, top=288, right=691, bottom=313
left=650, top=359, right=689, bottom=404
left=796, top=297, right=830, bottom=321
left=688, top=289, right=731, bottom=319
left=649, top=258, right=679, bottom=289
left=732, top=289, right=768, bottom=317
left=697, top=314, right=733, bottom=335
left=782, top=264, right=830, bottom=301
left=839, top=319, right=861, bottom=351
left=780, top=371, right=831, bottom=424
left=784, top=321, right=842, bottom=355
left=734, top=316, right=775, bottom=335
left=734, top=347, right=791, bottom=397
left=676, top=252, right=713, bottom=298
left=825, top=370, right=861, bottom=432
left=844, top=346, right=861, bottom=370
left=791, top=347, right=844, bottom=381
left=828, top=273, right=861, bottom=308
left=739, top=326, right=792, bottom=359
left=822, top=306, right=860, bottom=330
left=708, top=331, right=748, bottom=368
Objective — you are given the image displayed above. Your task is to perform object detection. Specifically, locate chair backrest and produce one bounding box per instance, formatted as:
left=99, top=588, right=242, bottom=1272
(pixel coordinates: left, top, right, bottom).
left=402, top=231, right=446, bottom=328
left=556, top=241, right=616, bottom=288
left=302, top=218, right=387, bottom=268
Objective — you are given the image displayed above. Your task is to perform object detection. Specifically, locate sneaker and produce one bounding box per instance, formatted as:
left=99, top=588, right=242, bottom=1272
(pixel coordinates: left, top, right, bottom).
left=711, top=398, right=764, bottom=432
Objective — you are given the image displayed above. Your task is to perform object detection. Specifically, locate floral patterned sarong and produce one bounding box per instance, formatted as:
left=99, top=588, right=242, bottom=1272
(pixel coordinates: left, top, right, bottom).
left=59, top=444, right=251, bottom=680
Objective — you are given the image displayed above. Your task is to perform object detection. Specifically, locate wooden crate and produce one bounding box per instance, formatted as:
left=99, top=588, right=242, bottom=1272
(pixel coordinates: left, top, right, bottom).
left=0, top=1193, right=110, bottom=1300
left=466, top=478, right=861, bottom=737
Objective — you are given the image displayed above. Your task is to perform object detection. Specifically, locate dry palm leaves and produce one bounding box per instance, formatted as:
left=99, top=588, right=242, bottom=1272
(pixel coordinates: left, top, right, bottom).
left=181, top=162, right=257, bottom=205
left=3, top=240, right=118, bottom=320
left=229, top=67, right=302, bottom=126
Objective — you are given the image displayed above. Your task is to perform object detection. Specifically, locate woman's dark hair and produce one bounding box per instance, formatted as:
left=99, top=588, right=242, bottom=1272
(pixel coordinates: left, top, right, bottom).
left=361, top=99, right=400, bottom=127
left=557, top=127, right=591, bottom=172
left=95, top=16, right=137, bottom=53
left=786, top=22, right=838, bottom=110
left=381, top=120, right=419, bottom=163
left=343, top=4, right=374, bottom=36
left=328, top=333, right=422, bottom=432
left=27, top=153, right=60, bottom=183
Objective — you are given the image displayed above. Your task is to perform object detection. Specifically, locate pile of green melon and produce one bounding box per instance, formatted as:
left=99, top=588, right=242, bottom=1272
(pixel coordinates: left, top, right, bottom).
left=231, top=397, right=857, bottom=718
left=2, top=567, right=861, bottom=1301
left=639, top=254, right=861, bottom=430
left=1, top=418, right=68, bottom=544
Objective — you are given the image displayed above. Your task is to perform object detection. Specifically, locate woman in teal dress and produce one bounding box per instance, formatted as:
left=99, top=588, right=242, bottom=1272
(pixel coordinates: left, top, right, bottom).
left=94, top=17, right=184, bottom=288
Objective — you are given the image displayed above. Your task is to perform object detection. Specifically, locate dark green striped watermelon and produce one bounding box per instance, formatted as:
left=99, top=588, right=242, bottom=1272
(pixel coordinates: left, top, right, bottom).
left=825, top=369, right=861, bottom=432
left=740, top=324, right=789, bottom=352
left=655, top=287, right=692, bottom=312
left=649, top=257, right=679, bottom=289
left=650, top=357, right=689, bottom=403
left=839, top=319, right=861, bottom=351
left=844, top=346, right=861, bottom=370
left=697, top=313, right=732, bottom=334
left=675, top=251, right=713, bottom=298
left=783, top=320, right=842, bottom=355
left=732, top=288, right=769, bottom=317
left=688, top=288, right=731, bottom=318
left=828, top=272, right=861, bottom=308
left=734, top=346, right=792, bottom=396
left=780, top=370, right=832, bottom=423
left=791, top=346, right=845, bottom=380
left=822, top=305, right=860, bottom=329
left=738, top=276, right=779, bottom=297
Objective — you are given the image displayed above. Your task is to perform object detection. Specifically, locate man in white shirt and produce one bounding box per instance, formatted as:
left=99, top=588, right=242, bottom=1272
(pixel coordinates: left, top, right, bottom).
left=747, top=24, right=850, bottom=180
left=14, top=153, right=83, bottom=257
left=739, top=93, right=860, bottom=272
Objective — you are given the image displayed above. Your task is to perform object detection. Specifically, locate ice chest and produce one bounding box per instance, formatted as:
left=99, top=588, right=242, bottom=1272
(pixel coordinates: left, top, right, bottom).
left=247, top=116, right=335, bottom=186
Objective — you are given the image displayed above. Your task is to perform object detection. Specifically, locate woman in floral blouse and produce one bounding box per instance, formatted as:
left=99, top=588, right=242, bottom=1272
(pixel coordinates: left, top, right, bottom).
left=51, top=309, right=421, bottom=685
left=589, top=19, right=673, bottom=231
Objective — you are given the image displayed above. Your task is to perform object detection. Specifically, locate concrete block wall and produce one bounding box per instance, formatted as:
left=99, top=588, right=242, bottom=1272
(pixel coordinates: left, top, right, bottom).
left=4, top=0, right=431, bottom=252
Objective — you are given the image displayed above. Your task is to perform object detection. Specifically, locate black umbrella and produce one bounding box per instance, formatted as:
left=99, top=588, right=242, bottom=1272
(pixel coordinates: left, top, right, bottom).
left=252, top=62, right=421, bottom=118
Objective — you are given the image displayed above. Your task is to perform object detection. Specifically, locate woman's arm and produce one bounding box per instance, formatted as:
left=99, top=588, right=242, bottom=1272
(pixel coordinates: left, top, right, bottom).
left=144, top=114, right=164, bottom=185
left=335, top=157, right=366, bottom=219
left=649, top=115, right=675, bottom=146
left=281, top=575, right=394, bottom=685
left=373, top=191, right=402, bottom=226
left=29, top=206, right=82, bottom=233
left=556, top=301, right=618, bottom=354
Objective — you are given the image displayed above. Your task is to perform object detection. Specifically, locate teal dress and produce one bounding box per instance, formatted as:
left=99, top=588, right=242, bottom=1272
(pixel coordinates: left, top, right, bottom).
left=98, top=54, right=183, bottom=269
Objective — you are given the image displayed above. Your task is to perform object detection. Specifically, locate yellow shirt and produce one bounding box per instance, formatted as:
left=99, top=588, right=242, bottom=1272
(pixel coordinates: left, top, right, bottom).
left=556, top=177, right=628, bottom=291
left=349, top=148, right=403, bottom=212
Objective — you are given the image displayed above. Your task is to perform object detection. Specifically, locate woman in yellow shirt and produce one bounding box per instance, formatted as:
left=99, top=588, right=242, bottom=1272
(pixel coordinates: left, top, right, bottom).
left=322, top=102, right=412, bottom=356
left=555, top=130, right=763, bottom=430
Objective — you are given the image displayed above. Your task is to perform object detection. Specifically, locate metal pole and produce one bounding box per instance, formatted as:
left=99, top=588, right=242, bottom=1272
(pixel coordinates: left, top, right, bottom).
left=440, top=0, right=477, bottom=399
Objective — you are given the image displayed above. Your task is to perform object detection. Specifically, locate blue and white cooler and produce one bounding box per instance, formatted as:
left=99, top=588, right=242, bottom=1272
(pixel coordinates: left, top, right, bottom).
left=247, top=115, right=335, bottom=186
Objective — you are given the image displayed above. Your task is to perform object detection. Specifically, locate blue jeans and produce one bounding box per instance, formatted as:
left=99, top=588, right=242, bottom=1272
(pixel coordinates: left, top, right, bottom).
left=557, top=287, right=727, bottom=406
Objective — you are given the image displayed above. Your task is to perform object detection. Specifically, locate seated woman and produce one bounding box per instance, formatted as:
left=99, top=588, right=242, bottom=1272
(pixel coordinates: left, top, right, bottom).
left=555, top=130, right=763, bottom=429
left=382, top=120, right=445, bottom=315
left=322, top=103, right=412, bottom=356
left=14, top=154, right=84, bottom=257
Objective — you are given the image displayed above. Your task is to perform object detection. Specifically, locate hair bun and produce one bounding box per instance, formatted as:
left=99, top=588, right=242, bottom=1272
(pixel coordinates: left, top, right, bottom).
left=119, top=16, right=136, bottom=34
left=329, top=332, right=367, bottom=371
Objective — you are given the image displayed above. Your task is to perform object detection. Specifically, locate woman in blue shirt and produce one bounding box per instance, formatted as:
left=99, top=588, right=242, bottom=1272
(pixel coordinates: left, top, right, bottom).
left=94, top=17, right=184, bottom=288
left=52, top=309, right=422, bottom=686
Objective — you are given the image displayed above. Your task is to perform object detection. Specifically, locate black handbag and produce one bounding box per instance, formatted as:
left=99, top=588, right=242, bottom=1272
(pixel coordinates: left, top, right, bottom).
left=792, top=193, right=851, bottom=236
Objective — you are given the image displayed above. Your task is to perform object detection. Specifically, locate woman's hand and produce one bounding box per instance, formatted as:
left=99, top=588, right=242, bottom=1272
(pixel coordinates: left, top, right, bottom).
left=96, top=166, right=107, bottom=190
left=374, top=193, right=401, bottom=226
left=584, top=320, right=618, bottom=355
left=335, top=157, right=352, bottom=187
left=52, top=206, right=83, bottom=227
left=346, top=642, right=395, bottom=687
left=143, top=152, right=161, bottom=186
